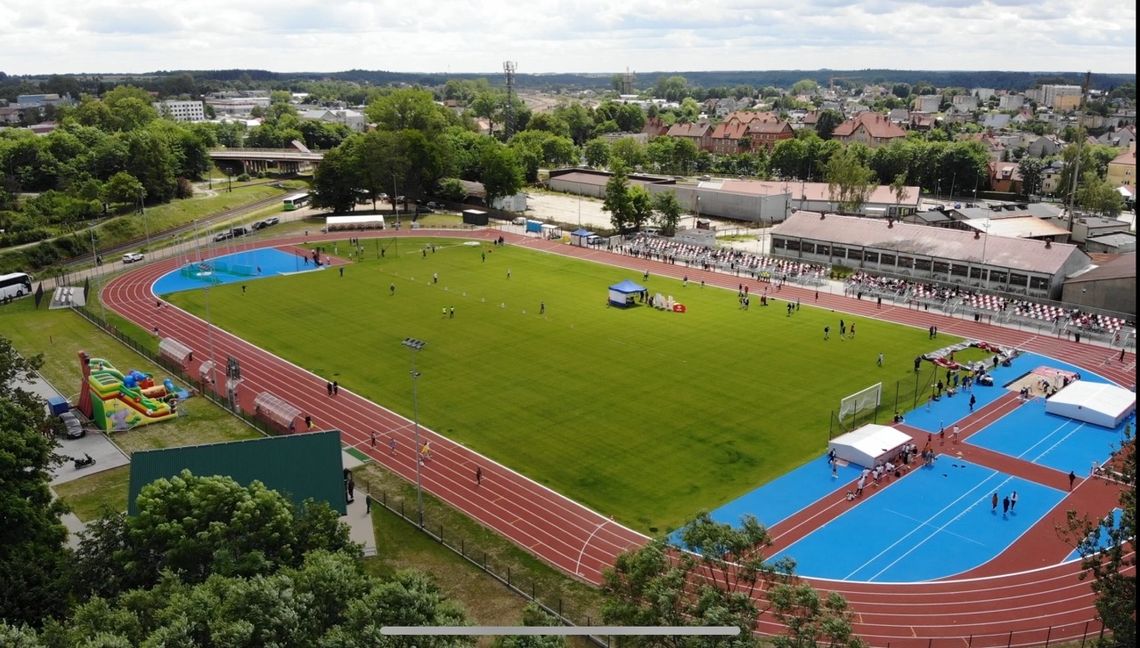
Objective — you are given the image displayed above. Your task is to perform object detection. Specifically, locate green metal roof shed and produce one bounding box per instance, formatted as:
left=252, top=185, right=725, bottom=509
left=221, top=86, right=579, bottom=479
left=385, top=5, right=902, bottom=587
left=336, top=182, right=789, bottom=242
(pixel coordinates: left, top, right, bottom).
left=128, top=430, right=346, bottom=516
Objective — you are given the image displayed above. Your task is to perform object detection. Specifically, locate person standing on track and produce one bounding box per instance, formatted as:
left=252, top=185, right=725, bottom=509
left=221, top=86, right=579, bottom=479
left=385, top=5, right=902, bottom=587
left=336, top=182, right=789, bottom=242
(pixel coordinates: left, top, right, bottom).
left=991, top=492, right=999, bottom=512
left=327, top=381, right=333, bottom=396
left=389, top=435, right=397, bottom=456
left=1002, top=495, right=1010, bottom=517
left=1069, top=470, right=1076, bottom=490
left=1010, top=491, right=1018, bottom=511
left=475, top=466, right=482, bottom=486
left=370, top=431, right=376, bottom=448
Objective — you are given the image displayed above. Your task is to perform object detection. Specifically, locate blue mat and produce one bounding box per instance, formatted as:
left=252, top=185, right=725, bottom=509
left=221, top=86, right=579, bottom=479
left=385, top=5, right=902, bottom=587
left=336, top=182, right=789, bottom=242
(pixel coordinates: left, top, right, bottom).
left=769, top=456, right=1066, bottom=582
left=699, top=456, right=863, bottom=532
left=154, top=248, right=320, bottom=295
left=1064, top=508, right=1125, bottom=562
left=966, top=397, right=1134, bottom=474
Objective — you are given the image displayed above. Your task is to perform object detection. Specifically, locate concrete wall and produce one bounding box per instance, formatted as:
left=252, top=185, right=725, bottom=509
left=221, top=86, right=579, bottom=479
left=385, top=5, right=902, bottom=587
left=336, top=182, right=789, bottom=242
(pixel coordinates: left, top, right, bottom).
left=644, top=184, right=791, bottom=223
left=1062, top=277, right=1137, bottom=317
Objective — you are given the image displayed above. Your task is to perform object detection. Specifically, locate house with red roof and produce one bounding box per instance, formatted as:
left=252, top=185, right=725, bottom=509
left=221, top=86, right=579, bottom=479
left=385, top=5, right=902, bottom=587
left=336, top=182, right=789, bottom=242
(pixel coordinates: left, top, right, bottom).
left=833, top=112, right=908, bottom=148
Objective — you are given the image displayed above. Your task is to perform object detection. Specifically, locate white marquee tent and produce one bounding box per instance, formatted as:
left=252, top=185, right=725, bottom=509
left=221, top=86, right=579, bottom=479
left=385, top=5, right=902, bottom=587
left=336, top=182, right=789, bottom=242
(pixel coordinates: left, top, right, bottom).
left=828, top=424, right=912, bottom=469
left=1045, top=381, right=1136, bottom=428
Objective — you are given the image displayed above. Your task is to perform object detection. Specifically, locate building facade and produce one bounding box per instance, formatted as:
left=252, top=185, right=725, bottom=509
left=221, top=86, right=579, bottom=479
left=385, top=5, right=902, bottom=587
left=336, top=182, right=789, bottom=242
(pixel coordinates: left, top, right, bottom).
left=153, top=100, right=206, bottom=122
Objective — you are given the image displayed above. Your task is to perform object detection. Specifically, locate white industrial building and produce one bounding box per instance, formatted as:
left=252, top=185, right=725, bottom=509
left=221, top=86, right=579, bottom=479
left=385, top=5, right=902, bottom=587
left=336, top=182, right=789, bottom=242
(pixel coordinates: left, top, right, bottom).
left=153, top=100, right=207, bottom=122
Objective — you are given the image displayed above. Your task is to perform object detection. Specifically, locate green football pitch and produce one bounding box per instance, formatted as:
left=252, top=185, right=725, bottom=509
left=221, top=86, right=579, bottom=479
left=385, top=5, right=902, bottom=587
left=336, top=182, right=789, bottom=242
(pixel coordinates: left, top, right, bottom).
left=168, top=237, right=956, bottom=532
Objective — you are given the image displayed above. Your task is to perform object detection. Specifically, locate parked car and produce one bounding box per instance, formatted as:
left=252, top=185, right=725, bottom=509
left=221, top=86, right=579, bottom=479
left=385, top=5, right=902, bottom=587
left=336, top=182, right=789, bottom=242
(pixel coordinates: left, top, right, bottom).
left=121, top=252, right=144, bottom=264
left=231, top=226, right=249, bottom=238
left=59, top=411, right=85, bottom=439
left=251, top=216, right=280, bottom=230
left=213, top=230, right=233, bottom=242
left=512, top=216, right=527, bottom=226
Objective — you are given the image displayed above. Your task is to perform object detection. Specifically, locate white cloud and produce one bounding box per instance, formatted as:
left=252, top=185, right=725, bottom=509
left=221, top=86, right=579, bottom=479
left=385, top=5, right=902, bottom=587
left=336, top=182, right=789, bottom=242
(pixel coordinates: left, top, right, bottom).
left=0, top=0, right=1133, bottom=74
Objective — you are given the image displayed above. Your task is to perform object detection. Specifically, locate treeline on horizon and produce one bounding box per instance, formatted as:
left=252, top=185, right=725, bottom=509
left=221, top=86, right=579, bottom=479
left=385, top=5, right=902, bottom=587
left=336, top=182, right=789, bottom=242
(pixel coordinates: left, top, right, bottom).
left=1, top=68, right=1135, bottom=101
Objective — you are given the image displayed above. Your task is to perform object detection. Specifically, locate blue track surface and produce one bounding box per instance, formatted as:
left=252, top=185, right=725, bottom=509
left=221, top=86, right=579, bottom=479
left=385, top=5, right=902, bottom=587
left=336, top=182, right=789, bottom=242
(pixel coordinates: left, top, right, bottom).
left=769, top=457, right=1066, bottom=582
left=966, top=397, right=1133, bottom=474
left=704, top=456, right=863, bottom=529
left=154, top=248, right=320, bottom=295
left=1064, top=508, right=1125, bottom=562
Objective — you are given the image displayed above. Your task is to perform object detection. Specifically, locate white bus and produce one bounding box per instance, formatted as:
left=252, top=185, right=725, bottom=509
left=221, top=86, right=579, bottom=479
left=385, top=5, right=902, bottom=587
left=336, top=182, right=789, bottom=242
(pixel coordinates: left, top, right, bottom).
left=283, top=192, right=311, bottom=211
left=0, top=272, right=33, bottom=300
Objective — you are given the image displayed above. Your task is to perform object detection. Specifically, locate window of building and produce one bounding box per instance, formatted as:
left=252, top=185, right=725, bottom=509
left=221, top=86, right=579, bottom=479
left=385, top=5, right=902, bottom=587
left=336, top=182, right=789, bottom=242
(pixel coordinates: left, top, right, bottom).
left=802, top=242, right=816, bottom=254
left=898, top=255, right=913, bottom=268
left=1009, top=273, right=1028, bottom=288
left=950, top=263, right=968, bottom=277
left=1029, top=276, right=1050, bottom=291
left=863, top=250, right=879, bottom=263
left=932, top=261, right=950, bottom=274
left=969, top=267, right=984, bottom=279
left=990, top=271, right=1008, bottom=284
left=816, top=244, right=830, bottom=256
left=880, top=254, right=896, bottom=266
left=832, top=246, right=848, bottom=259
left=773, top=237, right=786, bottom=249
left=914, top=258, right=932, bottom=272
left=785, top=239, right=801, bottom=251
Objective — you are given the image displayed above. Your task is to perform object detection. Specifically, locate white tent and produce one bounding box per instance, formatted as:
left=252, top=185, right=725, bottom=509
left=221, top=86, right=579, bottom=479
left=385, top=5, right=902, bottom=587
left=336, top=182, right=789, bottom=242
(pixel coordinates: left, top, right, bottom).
left=1046, top=381, right=1136, bottom=428
left=829, top=424, right=912, bottom=469
left=325, top=214, right=385, bottom=231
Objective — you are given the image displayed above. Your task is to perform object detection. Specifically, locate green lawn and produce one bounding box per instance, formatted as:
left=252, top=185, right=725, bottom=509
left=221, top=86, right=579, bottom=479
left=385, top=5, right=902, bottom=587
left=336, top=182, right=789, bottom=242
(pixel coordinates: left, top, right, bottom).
left=167, top=237, right=957, bottom=532
left=53, top=465, right=131, bottom=520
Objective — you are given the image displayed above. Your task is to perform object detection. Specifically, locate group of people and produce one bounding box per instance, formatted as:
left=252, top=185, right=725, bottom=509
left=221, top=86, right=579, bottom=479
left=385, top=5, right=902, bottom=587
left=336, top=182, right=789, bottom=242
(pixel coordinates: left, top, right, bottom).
left=617, top=233, right=828, bottom=284
left=991, top=490, right=1019, bottom=516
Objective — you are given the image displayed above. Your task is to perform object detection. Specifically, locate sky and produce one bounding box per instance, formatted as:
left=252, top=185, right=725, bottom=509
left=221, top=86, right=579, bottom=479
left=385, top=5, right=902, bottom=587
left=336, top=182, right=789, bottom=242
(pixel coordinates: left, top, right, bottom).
left=0, top=0, right=1135, bottom=76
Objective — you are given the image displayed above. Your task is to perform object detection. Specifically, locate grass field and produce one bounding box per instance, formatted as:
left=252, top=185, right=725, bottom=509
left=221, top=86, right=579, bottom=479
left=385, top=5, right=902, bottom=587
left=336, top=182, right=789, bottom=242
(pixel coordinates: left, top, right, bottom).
left=167, top=237, right=958, bottom=532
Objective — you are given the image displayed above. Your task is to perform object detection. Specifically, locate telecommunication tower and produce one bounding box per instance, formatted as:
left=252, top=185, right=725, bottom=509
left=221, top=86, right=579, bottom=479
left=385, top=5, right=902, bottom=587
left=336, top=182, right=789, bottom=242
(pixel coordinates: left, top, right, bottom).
left=503, top=60, right=517, bottom=139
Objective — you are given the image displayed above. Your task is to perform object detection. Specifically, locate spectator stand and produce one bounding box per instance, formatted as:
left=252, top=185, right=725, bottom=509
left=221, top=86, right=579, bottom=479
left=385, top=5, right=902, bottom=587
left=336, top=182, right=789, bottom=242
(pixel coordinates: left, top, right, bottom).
left=253, top=392, right=304, bottom=434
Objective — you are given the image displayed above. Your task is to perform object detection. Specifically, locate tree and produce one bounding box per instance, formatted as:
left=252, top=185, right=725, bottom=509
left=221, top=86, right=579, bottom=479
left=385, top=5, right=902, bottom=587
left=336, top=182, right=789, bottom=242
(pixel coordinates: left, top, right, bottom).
left=493, top=604, right=566, bottom=648
left=1075, top=171, right=1125, bottom=217
left=768, top=582, right=867, bottom=648
left=366, top=88, right=450, bottom=135
left=103, top=171, right=144, bottom=207
left=814, top=110, right=844, bottom=141
left=312, top=142, right=361, bottom=213
left=609, top=137, right=646, bottom=170
left=653, top=76, right=689, bottom=102
left=825, top=147, right=876, bottom=214
left=584, top=138, right=610, bottom=169
left=1063, top=426, right=1135, bottom=648
left=791, top=79, right=819, bottom=96
left=603, top=166, right=634, bottom=234
left=628, top=185, right=654, bottom=232
left=603, top=514, right=782, bottom=648
left=891, top=83, right=912, bottom=99
left=0, top=336, right=71, bottom=628
left=1017, top=157, right=1045, bottom=197
left=480, top=144, right=524, bottom=209
left=14, top=552, right=472, bottom=647
left=653, top=191, right=683, bottom=236
left=71, top=470, right=358, bottom=600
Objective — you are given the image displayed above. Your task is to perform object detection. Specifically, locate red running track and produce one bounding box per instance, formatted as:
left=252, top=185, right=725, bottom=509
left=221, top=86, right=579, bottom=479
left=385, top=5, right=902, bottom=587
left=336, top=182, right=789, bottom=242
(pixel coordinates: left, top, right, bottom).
left=102, top=229, right=1134, bottom=647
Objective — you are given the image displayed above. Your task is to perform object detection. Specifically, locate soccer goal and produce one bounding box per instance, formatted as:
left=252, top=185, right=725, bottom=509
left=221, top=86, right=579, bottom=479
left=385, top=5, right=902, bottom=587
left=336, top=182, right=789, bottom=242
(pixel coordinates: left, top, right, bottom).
left=838, top=382, right=882, bottom=429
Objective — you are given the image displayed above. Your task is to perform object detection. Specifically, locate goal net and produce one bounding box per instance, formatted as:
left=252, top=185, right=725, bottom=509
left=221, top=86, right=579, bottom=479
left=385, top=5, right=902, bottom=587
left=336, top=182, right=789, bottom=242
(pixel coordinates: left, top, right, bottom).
left=838, top=382, right=882, bottom=425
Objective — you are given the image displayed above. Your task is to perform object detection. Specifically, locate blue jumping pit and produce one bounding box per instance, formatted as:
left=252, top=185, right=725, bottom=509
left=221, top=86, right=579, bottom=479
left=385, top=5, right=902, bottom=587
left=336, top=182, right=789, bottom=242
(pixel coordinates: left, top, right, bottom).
left=153, top=248, right=322, bottom=295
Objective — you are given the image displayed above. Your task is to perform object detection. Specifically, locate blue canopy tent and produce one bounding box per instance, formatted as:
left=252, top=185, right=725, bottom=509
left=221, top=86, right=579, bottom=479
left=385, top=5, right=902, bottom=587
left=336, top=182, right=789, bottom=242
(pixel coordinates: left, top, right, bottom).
left=570, top=228, right=594, bottom=246
left=608, top=279, right=645, bottom=307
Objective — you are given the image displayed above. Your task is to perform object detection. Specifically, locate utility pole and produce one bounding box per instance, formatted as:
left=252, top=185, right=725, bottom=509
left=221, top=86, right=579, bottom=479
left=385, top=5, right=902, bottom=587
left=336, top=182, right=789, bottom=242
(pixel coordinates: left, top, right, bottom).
left=503, top=61, right=517, bottom=140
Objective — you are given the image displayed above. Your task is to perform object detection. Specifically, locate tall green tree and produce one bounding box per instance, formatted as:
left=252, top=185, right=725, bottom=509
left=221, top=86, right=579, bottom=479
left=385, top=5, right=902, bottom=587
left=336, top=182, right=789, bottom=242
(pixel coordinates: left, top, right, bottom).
left=584, top=138, right=611, bottom=169
left=768, top=582, right=867, bottom=648
left=71, top=470, right=357, bottom=601
left=814, top=110, right=844, bottom=141
left=1017, top=157, right=1045, bottom=197
left=825, top=147, right=877, bottom=214
left=366, top=88, right=451, bottom=135
left=652, top=191, right=683, bottom=236
left=609, top=137, right=646, bottom=170
left=11, top=552, right=472, bottom=648
left=0, top=337, right=71, bottom=628
left=312, top=142, right=361, bottom=213
left=603, top=165, right=635, bottom=234
left=480, top=144, right=524, bottom=209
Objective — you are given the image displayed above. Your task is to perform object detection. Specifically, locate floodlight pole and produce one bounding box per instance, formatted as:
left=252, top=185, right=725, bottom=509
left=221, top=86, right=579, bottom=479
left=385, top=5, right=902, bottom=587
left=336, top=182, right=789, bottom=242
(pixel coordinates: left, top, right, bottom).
left=403, top=337, right=427, bottom=527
